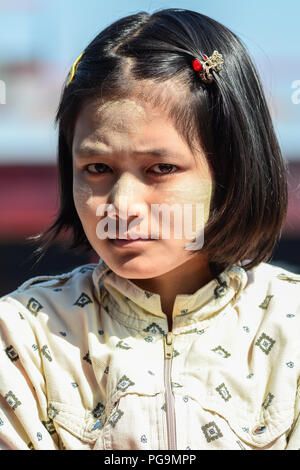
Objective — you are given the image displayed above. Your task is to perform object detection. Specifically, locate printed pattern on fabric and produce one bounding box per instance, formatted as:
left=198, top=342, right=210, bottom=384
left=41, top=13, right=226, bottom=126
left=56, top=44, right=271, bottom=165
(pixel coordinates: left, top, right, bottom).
left=109, top=409, right=124, bottom=428
left=5, top=391, right=21, bottom=410
left=202, top=422, right=223, bottom=443
left=5, top=345, right=19, bottom=362
left=26, top=297, right=43, bottom=316
left=215, top=383, right=232, bottom=402
left=259, top=295, right=273, bottom=309
left=116, top=376, right=135, bottom=392
left=255, top=333, right=276, bottom=355
left=74, top=293, right=93, bottom=308
left=211, top=346, right=231, bottom=358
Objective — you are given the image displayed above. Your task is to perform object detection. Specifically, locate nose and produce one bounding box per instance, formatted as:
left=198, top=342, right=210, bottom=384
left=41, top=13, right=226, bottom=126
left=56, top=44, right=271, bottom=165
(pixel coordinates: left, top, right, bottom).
left=108, top=172, right=147, bottom=229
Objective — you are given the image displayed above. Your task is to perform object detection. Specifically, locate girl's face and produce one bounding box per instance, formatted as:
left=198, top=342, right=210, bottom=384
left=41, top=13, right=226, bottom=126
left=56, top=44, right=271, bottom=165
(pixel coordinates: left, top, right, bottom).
left=72, top=97, right=213, bottom=279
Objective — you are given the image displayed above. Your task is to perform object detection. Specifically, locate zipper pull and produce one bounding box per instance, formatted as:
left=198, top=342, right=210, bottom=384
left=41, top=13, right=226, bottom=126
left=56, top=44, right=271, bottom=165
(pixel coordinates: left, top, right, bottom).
left=164, top=332, right=174, bottom=359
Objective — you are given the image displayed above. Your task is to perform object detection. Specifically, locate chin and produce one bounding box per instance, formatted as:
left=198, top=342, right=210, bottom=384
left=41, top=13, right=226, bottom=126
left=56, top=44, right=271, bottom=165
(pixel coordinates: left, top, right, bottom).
left=105, top=259, right=163, bottom=279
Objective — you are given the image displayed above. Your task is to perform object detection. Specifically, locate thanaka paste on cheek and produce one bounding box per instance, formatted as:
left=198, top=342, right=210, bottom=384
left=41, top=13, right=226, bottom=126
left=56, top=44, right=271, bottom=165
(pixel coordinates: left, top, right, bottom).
left=162, top=179, right=212, bottom=222
left=73, top=179, right=94, bottom=210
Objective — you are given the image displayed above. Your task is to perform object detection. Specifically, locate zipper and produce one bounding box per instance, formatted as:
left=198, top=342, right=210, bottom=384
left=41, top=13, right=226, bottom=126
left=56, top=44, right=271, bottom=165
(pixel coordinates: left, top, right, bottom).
left=163, top=331, right=177, bottom=450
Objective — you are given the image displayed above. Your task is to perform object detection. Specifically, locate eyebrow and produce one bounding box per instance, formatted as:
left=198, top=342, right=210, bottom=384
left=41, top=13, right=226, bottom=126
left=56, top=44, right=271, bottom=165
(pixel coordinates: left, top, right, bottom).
left=74, top=145, right=183, bottom=160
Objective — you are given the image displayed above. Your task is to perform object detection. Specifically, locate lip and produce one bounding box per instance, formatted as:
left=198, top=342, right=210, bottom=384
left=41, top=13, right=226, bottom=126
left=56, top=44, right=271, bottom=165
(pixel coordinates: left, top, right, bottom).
left=108, top=238, right=153, bottom=248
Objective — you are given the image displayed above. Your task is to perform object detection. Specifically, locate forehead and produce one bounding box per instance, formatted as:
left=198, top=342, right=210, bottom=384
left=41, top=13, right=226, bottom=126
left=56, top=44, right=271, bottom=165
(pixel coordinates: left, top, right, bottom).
left=93, top=98, right=148, bottom=119
left=72, top=74, right=197, bottom=148
left=73, top=97, right=187, bottom=154
left=73, top=76, right=187, bottom=138
left=74, top=97, right=165, bottom=132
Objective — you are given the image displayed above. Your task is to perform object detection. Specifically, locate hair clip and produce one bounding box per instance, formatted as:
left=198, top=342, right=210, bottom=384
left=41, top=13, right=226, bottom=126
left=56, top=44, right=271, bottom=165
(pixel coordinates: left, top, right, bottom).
left=66, top=50, right=85, bottom=86
left=192, top=50, right=224, bottom=83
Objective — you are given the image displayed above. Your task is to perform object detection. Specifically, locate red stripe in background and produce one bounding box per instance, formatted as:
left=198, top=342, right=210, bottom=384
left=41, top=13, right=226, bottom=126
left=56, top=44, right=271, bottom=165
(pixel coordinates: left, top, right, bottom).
left=0, top=163, right=300, bottom=239
left=0, top=165, right=59, bottom=239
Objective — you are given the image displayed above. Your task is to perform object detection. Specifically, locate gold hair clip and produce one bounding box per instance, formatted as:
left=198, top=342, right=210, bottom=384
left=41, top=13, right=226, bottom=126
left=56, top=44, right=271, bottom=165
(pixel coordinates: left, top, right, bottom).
left=66, top=50, right=85, bottom=86
left=192, top=50, right=224, bottom=83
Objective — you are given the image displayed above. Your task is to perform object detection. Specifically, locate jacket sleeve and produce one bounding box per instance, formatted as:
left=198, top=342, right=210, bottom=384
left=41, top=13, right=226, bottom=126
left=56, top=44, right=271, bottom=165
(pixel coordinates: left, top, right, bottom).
left=0, top=298, right=59, bottom=450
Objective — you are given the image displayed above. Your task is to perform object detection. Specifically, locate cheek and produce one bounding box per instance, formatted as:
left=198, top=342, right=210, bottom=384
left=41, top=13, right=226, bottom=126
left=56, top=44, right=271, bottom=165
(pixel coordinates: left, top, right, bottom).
left=73, top=179, right=94, bottom=219
left=162, top=178, right=213, bottom=223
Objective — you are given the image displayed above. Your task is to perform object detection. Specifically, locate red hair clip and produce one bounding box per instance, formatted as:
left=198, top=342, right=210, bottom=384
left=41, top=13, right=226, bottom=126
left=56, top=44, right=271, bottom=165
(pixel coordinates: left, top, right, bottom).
left=192, top=51, right=224, bottom=83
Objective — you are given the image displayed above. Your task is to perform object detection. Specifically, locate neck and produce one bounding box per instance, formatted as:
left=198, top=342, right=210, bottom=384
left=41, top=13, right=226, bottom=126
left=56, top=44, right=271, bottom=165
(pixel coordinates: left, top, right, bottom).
left=130, top=254, right=216, bottom=329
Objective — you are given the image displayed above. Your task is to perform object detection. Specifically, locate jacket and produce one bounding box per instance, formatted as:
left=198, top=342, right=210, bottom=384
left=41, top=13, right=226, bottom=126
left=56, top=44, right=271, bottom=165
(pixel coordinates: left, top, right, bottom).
left=0, top=259, right=300, bottom=450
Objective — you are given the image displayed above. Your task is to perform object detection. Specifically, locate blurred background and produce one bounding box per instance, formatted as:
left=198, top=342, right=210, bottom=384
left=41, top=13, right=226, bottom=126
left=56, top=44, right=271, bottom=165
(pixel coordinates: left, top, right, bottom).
left=0, top=0, right=299, bottom=296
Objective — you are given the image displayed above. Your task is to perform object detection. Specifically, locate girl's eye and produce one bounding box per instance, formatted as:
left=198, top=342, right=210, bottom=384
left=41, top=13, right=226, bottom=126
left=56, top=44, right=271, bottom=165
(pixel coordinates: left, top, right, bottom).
left=85, top=163, right=111, bottom=174
left=148, top=163, right=178, bottom=177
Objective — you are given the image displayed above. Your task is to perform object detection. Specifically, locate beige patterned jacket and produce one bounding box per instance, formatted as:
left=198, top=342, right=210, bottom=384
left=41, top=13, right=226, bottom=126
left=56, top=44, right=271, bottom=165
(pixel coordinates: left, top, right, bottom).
left=0, top=259, right=300, bottom=450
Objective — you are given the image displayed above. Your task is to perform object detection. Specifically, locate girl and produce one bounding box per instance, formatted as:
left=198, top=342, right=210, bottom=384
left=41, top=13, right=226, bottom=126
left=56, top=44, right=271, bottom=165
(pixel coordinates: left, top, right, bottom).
left=0, top=8, right=299, bottom=451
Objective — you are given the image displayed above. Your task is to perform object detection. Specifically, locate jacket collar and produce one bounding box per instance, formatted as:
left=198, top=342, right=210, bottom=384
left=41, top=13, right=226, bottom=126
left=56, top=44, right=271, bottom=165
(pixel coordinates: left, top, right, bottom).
left=92, top=259, right=248, bottom=330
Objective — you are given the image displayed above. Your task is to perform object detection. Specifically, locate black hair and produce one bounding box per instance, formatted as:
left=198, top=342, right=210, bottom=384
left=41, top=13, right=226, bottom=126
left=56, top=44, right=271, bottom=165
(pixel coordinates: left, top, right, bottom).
left=28, top=8, right=288, bottom=274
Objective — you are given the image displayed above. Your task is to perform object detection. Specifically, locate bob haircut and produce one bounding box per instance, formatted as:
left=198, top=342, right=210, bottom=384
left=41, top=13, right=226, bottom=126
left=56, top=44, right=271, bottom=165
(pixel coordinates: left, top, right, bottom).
left=30, top=8, right=288, bottom=274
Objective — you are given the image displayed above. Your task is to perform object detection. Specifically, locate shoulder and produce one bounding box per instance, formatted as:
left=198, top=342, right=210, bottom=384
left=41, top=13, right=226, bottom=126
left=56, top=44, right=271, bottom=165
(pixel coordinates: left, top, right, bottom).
left=0, top=263, right=99, bottom=326
left=250, top=261, right=300, bottom=282
left=239, top=262, right=300, bottom=374
left=236, top=261, right=300, bottom=341
left=239, top=262, right=300, bottom=348
left=244, top=261, right=300, bottom=303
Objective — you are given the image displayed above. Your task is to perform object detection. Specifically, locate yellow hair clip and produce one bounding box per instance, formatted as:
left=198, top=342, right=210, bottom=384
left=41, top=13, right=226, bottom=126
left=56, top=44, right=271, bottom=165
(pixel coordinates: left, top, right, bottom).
left=66, top=50, right=85, bottom=86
